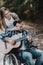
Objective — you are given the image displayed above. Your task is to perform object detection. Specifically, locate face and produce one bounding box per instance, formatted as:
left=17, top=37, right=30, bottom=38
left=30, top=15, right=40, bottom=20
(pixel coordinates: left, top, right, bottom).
left=16, top=23, right=23, bottom=32
left=19, top=24, right=23, bottom=31
left=3, top=10, right=11, bottom=19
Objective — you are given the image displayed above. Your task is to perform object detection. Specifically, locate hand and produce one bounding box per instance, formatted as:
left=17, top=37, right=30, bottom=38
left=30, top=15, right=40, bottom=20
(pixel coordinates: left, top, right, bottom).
left=4, top=37, right=10, bottom=43
left=4, top=37, right=16, bottom=45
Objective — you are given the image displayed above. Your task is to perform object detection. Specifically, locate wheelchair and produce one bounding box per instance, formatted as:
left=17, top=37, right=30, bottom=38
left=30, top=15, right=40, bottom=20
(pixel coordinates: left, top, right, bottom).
left=3, top=54, right=19, bottom=65
left=3, top=53, right=28, bottom=65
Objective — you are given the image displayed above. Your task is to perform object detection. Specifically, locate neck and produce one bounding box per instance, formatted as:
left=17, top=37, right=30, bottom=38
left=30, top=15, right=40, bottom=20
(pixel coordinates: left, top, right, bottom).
left=5, top=16, right=11, bottom=20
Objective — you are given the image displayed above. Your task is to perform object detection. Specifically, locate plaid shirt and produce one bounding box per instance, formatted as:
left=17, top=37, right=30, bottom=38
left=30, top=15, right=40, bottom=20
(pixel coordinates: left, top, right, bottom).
left=0, top=30, right=17, bottom=39
left=0, top=29, right=29, bottom=39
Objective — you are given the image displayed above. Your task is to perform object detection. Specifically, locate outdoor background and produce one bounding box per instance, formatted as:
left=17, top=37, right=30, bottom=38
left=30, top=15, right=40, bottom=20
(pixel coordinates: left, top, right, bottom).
left=0, top=0, right=43, bottom=22
left=0, top=0, right=43, bottom=50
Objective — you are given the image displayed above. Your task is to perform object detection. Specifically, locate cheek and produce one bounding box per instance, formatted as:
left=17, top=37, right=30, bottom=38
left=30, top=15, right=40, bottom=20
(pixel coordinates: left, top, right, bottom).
left=8, top=14, right=10, bottom=17
left=20, top=27, right=23, bottom=30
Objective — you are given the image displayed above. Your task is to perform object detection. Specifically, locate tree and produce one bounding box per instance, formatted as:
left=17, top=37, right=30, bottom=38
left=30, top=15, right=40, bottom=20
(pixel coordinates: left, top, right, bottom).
left=1, top=0, right=39, bottom=20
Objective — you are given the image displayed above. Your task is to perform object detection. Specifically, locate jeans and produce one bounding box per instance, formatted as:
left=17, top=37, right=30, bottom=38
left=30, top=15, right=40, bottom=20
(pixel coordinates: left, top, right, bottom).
left=18, top=51, right=34, bottom=65
left=27, top=48, right=42, bottom=65
left=35, top=49, right=43, bottom=62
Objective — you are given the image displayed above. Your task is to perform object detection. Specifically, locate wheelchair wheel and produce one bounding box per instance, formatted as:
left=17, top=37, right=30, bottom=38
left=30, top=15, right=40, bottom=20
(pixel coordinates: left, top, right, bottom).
left=18, top=60, right=28, bottom=65
left=3, top=54, right=19, bottom=65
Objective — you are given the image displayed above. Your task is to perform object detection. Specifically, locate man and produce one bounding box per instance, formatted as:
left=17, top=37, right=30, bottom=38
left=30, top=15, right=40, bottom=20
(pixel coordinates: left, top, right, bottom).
left=10, top=24, right=42, bottom=65
left=3, top=24, right=34, bottom=65
left=4, top=24, right=42, bottom=65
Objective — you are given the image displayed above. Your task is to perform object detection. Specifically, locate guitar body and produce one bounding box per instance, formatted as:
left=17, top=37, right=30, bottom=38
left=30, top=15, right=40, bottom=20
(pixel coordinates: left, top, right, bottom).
left=0, top=39, right=21, bottom=54
left=0, top=34, right=22, bottom=54
left=0, top=33, right=27, bottom=54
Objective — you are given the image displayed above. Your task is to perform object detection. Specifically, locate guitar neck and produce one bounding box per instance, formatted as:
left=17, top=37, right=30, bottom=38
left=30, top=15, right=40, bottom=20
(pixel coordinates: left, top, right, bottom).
left=15, top=35, right=27, bottom=42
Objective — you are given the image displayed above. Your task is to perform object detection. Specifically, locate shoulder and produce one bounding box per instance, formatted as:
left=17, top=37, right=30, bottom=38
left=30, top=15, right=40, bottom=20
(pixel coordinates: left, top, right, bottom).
left=10, top=12, right=18, bottom=17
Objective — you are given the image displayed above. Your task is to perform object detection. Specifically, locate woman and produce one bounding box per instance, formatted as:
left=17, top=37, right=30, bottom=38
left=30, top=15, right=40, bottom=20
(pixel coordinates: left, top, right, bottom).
left=1, top=7, right=20, bottom=31
left=1, top=7, right=34, bottom=31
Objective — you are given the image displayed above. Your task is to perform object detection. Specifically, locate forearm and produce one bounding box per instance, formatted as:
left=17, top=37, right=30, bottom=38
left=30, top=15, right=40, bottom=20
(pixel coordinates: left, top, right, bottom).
left=10, top=12, right=20, bottom=22
left=6, top=26, right=18, bottom=31
left=15, top=17, right=20, bottom=22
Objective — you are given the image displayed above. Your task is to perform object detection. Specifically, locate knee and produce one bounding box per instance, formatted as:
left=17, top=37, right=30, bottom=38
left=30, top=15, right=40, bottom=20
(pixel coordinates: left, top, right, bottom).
left=22, top=52, right=34, bottom=65
left=23, top=52, right=32, bottom=59
left=37, top=52, right=41, bottom=58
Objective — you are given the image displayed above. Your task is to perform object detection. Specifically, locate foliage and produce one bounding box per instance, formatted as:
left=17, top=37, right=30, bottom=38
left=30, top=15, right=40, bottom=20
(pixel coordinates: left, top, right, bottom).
left=1, top=0, right=39, bottom=20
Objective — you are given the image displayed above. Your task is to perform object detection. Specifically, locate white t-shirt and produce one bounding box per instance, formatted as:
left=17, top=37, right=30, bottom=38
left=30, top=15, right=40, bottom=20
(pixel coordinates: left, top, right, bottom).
left=4, top=17, right=15, bottom=28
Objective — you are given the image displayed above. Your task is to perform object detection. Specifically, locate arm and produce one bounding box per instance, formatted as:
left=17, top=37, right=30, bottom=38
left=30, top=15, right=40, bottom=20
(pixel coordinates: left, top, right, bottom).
left=6, top=23, right=22, bottom=31
left=10, top=12, right=20, bottom=22
left=20, top=21, right=34, bottom=30
left=6, top=26, right=18, bottom=31
left=26, top=35, right=38, bottom=48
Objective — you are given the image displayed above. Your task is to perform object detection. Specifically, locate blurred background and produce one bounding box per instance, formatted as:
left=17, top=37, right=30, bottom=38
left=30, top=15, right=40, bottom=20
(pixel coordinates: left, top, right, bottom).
left=0, top=0, right=43, bottom=23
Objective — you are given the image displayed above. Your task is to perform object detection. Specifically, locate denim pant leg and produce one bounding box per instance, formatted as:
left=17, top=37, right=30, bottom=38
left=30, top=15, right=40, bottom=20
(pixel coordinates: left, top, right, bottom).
left=28, top=48, right=42, bottom=65
left=18, top=51, right=34, bottom=65
left=35, top=49, right=43, bottom=62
